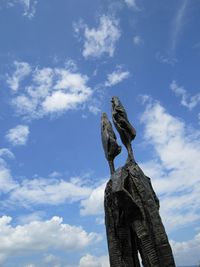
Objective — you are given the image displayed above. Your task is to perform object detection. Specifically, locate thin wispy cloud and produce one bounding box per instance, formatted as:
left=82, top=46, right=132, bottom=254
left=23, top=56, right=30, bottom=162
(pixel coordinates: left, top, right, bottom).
left=6, top=61, right=31, bottom=91
left=156, top=52, right=177, bottom=66
left=6, top=0, right=38, bottom=19
left=133, top=35, right=143, bottom=46
left=0, top=148, right=14, bottom=159
left=170, top=80, right=200, bottom=110
left=171, top=0, right=188, bottom=54
left=124, top=0, right=137, bottom=9
left=105, top=67, right=130, bottom=87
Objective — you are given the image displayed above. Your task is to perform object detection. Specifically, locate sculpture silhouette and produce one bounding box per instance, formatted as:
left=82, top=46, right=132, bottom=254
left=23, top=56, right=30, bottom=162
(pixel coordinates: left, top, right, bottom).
left=102, top=97, right=176, bottom=267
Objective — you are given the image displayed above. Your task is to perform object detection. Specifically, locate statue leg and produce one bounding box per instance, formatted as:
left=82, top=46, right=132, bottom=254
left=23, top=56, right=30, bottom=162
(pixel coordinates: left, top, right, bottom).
left=130, top=227, right=141, bottom=267
left=108, top=160, right=115, bottom=175
left=126, top=143, right=135, bottom=163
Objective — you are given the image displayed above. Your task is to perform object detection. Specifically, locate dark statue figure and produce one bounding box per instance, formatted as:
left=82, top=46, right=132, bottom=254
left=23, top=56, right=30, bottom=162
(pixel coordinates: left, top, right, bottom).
left=101, top=112, right=121, bottom=174
left=111, top=97, right=136, bottom=163
left=101, top=97, right=176, bottom=267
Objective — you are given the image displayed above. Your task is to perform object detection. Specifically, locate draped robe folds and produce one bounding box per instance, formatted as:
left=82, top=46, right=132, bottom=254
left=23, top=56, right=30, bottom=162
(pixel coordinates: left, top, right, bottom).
left=104, top=162, right=176, bottom=267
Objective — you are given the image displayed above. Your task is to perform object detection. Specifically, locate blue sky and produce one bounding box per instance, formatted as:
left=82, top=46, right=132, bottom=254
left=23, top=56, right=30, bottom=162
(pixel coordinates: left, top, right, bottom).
left=0, top=0, right=200, bottom=266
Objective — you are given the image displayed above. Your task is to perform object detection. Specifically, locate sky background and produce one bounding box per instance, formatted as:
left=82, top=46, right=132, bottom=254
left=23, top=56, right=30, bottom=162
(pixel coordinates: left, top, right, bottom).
left=0, top=0, right=200, bottom=266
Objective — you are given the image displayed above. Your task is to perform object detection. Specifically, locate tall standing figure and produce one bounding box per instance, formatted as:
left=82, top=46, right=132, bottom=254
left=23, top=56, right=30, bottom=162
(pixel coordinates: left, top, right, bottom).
left=102, top=97, right=176, bottom=267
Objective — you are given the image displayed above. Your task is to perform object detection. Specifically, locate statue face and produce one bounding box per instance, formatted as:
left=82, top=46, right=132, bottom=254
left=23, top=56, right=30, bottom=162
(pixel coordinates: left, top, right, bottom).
left=111, top=96, right=121, bottom=110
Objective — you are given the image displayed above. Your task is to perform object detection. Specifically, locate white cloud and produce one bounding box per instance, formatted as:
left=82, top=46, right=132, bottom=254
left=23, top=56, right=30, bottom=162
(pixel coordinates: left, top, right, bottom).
left=124, top=0, right=137, bottom=8
left=140, top=98, right=200, bottom=232
left=79, top=254, right=109, bottom=267
left=88, top=105, right=101, bottom=115
left=0, top=160, right=17, bottom=193
left=6, top=125, right=29, bottom=146
left=170, top=80, right=200, bottom=110
left=44, top=254, right=61, bottom=266
left=42, top=89, right=90, bottom=113
left=0, top=152, right=17, bottom=193
left=105, top=67, right=129, bottom=87
left=171, top=0, right=188, bottom=53
left=0, top=216, right=100, bottom=264
left=170, top=231, right=200, bottom=266
left=156, top=52, right=177, bottom=65
left=0, top=150, right=103, bottom=210
left=76, top=15, right=121, bottom=58
left=80, top=182, right=106, bottom=216
left=0, top=148, right=14, bottom=159
left=133, top=35, right=143, bottom=45
left=9, top=177, right=93, bottom=206
left=20, top=0, right=37, bottom=18
left=7, top=61, right=93, bottom=119
left=6, top=61, right=31, bottom=91
left=17, top=211, right=44, bottom=225
left=7, top=0, right=38, bottom=19
left=0, top=150, right=95, bottom=208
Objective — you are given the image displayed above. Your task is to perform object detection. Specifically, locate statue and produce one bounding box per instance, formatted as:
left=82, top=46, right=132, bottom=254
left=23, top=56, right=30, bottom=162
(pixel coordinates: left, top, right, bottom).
left=101, top=112, right=121, bottom=175
left=101, top=97, right=176, bottom=267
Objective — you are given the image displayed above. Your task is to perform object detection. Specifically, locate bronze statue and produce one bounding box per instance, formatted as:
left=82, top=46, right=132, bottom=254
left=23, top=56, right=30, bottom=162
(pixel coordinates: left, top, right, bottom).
left=101, top=97, right=176, bottom=267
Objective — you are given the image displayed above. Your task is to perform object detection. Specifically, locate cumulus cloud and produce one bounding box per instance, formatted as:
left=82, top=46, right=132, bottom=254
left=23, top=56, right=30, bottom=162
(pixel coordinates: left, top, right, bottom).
left=7, top=61, right=93, bottom=119
left=170, top=80, right=200, bottom=110
left=7, top=0, right=38, bottom=19
left=171, top=232, right=200, bottom=266
left=6, top=61, right=31, bottom=91
left=75, top=15, right=121, bottom=58
left=6, top=125, right=30, bottom=146
left=0, top=216, right=100, bottom=264
left=79, top=254, right=109, bottom=267
left=140, top=97, right=200, bottom=232
left=80, top=182, right=106, bottom=216
left=105, top=67, right=129, bottom=87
